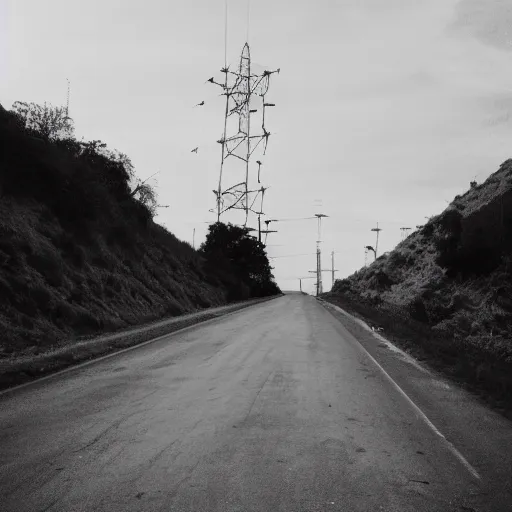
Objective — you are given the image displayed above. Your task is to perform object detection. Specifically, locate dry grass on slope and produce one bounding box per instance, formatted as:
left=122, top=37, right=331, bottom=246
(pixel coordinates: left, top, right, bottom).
left=327, top=160, right=512, bottom=409
left=0, top=197, right=227, bottom=359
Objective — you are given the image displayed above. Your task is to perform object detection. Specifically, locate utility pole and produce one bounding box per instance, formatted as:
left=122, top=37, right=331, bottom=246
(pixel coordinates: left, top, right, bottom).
left=331, top=251, right=338, bottom=287
left=365, top=245, right=376, bottom=262
left=371, top=222, right=382, bottom=258
left=193, top=228, right=196, bottom=249
left=299, top=278, right=302, bottom=293
left=261, top=228, right=277, bottom=246
left=314, top=213, right=328, bottom=296
left=307, top=212, right=330, bottom=297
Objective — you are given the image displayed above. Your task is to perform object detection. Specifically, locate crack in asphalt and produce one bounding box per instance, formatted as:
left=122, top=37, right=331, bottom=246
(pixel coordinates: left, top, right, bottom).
left=4, top=444, right=72, bottom=498
left=147, top=439, right=179, bottom=467
left=240, top=370, right=274, bottom=425
left=72, top=409, right=142, bottom=454
left=38, top=497, right=60, bottom=512
left=160, top=457, right=203, bottom=509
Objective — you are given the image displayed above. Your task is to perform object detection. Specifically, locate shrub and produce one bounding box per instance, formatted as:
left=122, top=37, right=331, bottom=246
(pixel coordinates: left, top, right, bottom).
left=29, top=284, right=54, bottom=313
left=422, top=223, right=434, bottom=237
left=26, top=250, right=64, bottom=287
left=52, top=301, right=78, bottom=328
left=407, top=297, right=429, bottom=323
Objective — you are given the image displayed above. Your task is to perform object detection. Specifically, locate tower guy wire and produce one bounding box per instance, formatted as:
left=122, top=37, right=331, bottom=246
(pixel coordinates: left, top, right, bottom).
left=206, top=40, right=280, bottom=228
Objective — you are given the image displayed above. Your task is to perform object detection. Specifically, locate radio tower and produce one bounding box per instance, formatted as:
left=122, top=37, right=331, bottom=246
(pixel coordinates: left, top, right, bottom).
left=207, top=43, right=280, bottom=228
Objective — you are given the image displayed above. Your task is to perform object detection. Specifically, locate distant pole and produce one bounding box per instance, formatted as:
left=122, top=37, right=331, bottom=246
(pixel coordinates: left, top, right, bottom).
left=331, top=251, right=335, bottom=287
left=316, top=248, right=321, bottom=296
left=299, top=278, right=302, bottom=293
left=193, top=228, right=196, bottom=249
left=315, top=213, right=328, bottom=296
left=371, top=222, right=382, bottom=259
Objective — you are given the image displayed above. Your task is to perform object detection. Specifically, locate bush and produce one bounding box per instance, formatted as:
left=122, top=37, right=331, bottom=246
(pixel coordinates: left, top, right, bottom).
left=407, top=297, right=429, bottom=323
left=26, top=250, right=64, bottom=287
left=422, top=223, right=434, bottom=237
left=29, top=284, right=54, bottom=313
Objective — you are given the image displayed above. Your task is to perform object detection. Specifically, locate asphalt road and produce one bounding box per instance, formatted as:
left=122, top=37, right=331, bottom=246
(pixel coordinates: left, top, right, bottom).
left=1, top=293, right=511, bottom=511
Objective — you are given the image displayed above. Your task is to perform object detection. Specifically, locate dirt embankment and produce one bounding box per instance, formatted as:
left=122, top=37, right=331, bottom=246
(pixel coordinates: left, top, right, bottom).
left=325, top=160, right=512, bottom=410
left=0, top=102, right=279, bottom=368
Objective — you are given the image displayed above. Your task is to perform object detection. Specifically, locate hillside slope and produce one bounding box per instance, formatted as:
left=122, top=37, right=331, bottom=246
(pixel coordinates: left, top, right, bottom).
left=326, top=161, right=512, bottom=405
left=0, top=103, right=267, bottom=359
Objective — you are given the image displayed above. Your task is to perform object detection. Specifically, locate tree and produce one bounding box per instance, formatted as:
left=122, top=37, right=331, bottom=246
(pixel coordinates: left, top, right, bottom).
left=129, top=171, right=159, bottom=216
left=11, top=101, right=74, bottom=141
left=200, top=222, right=281, bottom=298
left=133, top=182, right=158, bottom=216
left=75, top=139, right=158, bottom=214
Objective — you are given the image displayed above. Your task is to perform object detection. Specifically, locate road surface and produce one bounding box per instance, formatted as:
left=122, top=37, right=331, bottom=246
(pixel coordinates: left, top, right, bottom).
left=1, top=293, right=511, bottom=511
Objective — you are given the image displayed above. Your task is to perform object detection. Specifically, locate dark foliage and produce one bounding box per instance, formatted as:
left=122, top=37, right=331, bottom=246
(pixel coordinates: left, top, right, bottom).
left=199, top=222, right=281, bottom=301
left=0, top=101, right=250, bottom=356
left=435, top=206, right=506, bottom=277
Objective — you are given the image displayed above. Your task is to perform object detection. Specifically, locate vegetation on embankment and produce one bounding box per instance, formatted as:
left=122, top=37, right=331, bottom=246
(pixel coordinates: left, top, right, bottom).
left=0, top=101, right=280, bottom=361
left=325, top=160, right=512, bottom=410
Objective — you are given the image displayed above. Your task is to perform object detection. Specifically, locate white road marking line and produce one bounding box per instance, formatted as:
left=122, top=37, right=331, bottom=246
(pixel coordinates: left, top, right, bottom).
left=324, top=300, right=428, bottom=374
left=319, top=299, right=481, bottom=481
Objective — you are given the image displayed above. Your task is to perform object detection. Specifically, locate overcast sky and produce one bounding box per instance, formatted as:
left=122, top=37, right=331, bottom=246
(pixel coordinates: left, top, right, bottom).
left=2, top=0, right=512, bottom=293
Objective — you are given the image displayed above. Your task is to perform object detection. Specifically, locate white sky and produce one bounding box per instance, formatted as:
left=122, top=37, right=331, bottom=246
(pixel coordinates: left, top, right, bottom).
left=2, top=0, right=512, bottom=294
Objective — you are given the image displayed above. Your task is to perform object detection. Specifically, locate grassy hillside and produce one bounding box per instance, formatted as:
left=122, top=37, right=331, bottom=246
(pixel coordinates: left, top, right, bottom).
left=325, top=161, right=512, bottom=406
left=0, top=102, right=275, bottom=359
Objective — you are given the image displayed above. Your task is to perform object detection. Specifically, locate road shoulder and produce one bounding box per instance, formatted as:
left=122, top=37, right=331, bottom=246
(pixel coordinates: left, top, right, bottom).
left=318, top=297, right=512, bottom=509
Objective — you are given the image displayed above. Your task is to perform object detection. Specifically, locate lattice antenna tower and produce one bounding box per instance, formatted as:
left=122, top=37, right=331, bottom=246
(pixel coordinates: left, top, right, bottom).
left=207, top=43, right=280, bottom=226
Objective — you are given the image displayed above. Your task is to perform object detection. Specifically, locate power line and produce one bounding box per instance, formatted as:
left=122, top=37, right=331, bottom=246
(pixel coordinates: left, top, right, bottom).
left=271, top=216, right=317, bottom=222
left=269, top=253, right=315, bottom=259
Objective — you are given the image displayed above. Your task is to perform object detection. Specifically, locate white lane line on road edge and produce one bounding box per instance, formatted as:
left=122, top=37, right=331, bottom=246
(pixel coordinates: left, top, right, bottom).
left=319, top=300, right=481, bottom=481
left=0, top=298, right=281, bottom=398
left=325, top=300, right=429, bottom=374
